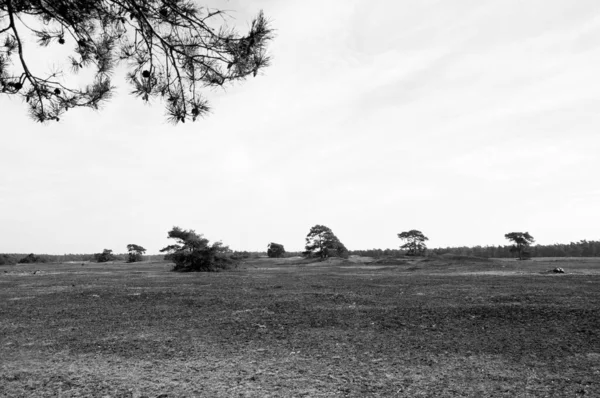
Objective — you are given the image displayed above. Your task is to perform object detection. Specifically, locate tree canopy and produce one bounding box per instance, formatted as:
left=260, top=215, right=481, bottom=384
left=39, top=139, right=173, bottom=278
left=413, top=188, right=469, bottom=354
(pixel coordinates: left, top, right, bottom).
left=504, top=232, right=535, bottom=260
left=160, top=226, right=235, bottom=271
left=304, top=225, right=348, bottom=260
left=398, top=230, right=429, bottom=256
left=267, top=242, right=285, bottom=258
left=94, top=248, right=116, bottom=263
left=126, top=243, right=146, bottom=263
left=0, top=0, right=273, bottom=123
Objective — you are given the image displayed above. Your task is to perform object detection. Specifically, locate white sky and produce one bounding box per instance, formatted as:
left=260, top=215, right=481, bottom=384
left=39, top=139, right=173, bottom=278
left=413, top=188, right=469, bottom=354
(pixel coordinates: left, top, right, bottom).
left=1, top=0, right=600, bottom=254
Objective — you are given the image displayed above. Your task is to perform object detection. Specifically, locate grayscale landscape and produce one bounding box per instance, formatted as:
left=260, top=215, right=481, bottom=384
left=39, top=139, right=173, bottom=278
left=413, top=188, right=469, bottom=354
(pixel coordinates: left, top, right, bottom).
left=1, top=0, right=599, bottom=397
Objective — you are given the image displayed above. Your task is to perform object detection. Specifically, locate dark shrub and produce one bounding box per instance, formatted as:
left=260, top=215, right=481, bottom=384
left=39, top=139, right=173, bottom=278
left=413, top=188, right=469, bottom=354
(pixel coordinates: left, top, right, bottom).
left=267, top=242, right=285, bottom=258
left=18, top=253, right=48, bottom=264
left=126, top=244, right=146, bottom=263
left=160, top=227, right=237, bottom=272
left=0, top=254, right=18, bottom=265
left=95, top=249, right=116, bottom=263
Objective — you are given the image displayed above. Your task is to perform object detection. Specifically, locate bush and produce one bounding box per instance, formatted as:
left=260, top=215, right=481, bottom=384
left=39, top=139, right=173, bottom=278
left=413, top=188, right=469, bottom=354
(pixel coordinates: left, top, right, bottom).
left=160, top=227, right=238, bottom=272
left=94, top=249, right=117, bottom=263
left=170, top=244, right=237, bottom=272
left=18, top=253, right=48, bottom=264
left=231, top=251, right=251, bottom=260
left=0, top=254, right=18, bottom=265
left=126, top=244, right=146, bottom=263
left=267, top=242, right=285, bottom=258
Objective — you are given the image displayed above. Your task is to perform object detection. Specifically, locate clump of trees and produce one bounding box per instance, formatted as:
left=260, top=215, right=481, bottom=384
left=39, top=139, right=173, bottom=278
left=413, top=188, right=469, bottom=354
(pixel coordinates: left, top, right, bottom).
left=160, top=227, right=236, bottom=272
left=0, top=1, right=272, bottom=123
left=398, top=230, right=429, bottom=256
left=505, top=232, right=535, bottom=260
left=304, top=225, right=348, bottom=259
left=94, top=249, right=117, bottom=263
left=17, top=253, right=48, bottom=264
left=267, top=242, right=285, bottom=258
left=126, top=244, right=146, bottom=263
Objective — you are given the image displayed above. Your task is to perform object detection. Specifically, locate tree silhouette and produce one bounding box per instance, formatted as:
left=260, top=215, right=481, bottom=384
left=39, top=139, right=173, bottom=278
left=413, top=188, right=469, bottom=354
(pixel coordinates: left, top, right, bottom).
left=160, top=226, right=235, bottom=272
left=504, top=232, right=535, bottom=260
left=304, top=225, right=348, bottom=260
left=398, top=230, right=429, bottom=256
left=0, top=0, right=273, bottom=123
left=95, top=249, right=116, bottom=263
left=126, top=244, right=146, bottom=263
left=267, top=242, right=285, bottom=258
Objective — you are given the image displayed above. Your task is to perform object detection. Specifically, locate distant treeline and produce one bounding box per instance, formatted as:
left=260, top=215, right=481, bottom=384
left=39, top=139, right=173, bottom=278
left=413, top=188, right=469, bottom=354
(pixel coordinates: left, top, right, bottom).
left=0, top=253, right=188, bottom=265
left=0, top=250, right=305, bottom=265
left=3, top=240, right=599, bottom=265
left=0, top=251, right=269, bottom=265
left=0, top=253, right=117, bottom=265
left=351, top=240, right=600, bottom=258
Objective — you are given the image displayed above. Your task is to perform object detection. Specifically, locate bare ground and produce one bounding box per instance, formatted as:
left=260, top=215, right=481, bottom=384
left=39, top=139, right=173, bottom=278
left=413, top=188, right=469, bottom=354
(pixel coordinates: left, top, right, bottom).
left=1, top=257, right=599, bottom=397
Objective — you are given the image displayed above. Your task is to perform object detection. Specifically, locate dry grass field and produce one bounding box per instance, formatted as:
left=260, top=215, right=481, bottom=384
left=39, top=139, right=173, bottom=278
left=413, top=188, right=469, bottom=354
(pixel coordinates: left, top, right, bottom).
left=1, top=256, right=599, bottom=397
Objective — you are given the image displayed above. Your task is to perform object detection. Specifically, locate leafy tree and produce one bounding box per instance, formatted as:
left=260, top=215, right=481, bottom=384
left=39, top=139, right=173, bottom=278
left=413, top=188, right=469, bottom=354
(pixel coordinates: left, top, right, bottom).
left=159, top=226, right=235, bottom=272
left=328, top=240, right=349, bottom=259
left=267, top=242, right=285, bottom=258
left=0, top=1, right=273, bottom=123
left=304, top=225, right=348, bottom=260
left=504, top=232, right=535, bottom=260
left=126, top=243, right=146, bottom=263
left=95, top=248, right=116, bottom=263
left=398, top=230, right=429, bottom=256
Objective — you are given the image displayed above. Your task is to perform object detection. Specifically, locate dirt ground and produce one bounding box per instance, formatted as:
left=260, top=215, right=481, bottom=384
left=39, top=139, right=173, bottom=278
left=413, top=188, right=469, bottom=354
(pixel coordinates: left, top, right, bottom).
left=1, top=257, right=599, bottom=397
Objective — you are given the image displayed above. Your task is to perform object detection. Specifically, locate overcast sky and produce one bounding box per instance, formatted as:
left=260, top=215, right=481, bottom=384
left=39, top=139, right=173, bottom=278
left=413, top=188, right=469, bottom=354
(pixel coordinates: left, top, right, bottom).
left=1, top=0, right=599, bottom=254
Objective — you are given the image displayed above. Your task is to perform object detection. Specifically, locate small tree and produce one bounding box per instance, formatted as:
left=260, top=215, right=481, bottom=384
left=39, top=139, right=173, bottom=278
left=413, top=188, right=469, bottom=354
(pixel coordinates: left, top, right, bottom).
left=160, top=227, right=236, bottom=272
left=267, top=242, right=285, bottom=258
left=95, top=249, right=116, bottom=263
left=126, top=244, right=146, bottom=263
left=504, top=232, right=535, bottom=260
left=398, top=230, right=429, bottom=256
left=304, top=225, right=348, bottom=260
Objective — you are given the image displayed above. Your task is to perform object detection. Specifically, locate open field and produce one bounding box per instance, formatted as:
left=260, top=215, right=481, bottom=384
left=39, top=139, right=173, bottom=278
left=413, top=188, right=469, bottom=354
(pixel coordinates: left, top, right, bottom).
left=1, top=257, right=599, bottom=397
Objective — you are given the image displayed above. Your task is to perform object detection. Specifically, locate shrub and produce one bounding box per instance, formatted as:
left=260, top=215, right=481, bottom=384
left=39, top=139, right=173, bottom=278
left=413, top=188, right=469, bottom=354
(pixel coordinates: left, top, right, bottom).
left=126, top=244, right=146, bottom=263
left=231, top=251, right=251, bottom=260
left=1, top=254, right=18, bottom=265
left=17, top=253, right=48, bottom=264
left=94, top=249, right=116, bottom=263
left=267, top=242, right=285, bottom=258
left=160, top=227, right=238, bottom=272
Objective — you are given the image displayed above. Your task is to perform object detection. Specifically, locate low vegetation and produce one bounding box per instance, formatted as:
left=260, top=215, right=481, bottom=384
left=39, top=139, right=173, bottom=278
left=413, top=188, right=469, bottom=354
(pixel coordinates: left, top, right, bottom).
left=0, top=254, right=17, bottom=265
left=17, top=253, right=48, bottom=264
left=1, top=257, right=598, bottom=396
